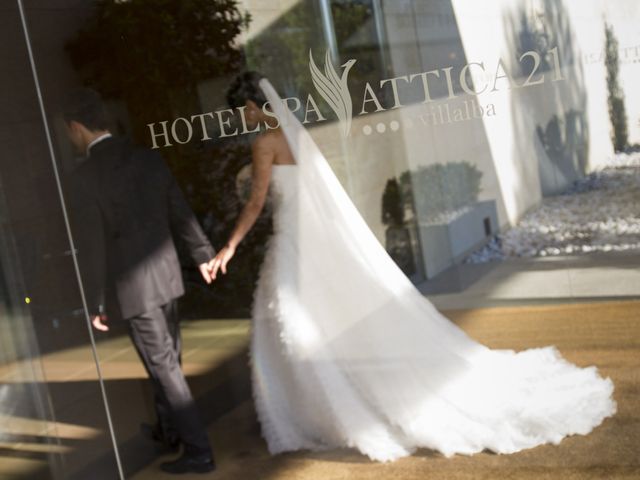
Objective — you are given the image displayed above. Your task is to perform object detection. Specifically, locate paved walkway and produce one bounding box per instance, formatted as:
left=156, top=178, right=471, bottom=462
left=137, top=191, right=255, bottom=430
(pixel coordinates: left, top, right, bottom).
left=420, top=252, right=640, bottom=310
left=131, top=300, right=639, bottom=480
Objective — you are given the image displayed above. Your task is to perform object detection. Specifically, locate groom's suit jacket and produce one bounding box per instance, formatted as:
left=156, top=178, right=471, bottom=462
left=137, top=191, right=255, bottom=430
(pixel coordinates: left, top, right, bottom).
left=68, top=136, right=215, bottom=320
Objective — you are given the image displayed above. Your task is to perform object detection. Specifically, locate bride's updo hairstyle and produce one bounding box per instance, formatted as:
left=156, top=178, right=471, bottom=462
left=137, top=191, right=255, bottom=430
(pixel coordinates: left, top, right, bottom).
left=226, top=71, right=268, bottom=110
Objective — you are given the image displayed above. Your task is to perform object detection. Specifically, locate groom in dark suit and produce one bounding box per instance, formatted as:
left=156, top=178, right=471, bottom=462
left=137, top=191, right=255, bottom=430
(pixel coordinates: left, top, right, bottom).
left=63, top=88, right=216, bottom=474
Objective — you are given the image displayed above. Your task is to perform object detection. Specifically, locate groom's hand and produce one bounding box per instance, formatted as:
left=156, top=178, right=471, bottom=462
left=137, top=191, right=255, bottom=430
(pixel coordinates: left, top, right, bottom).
left=199, top=262, right=213, bottom=284
left=92, top=314, right=109, bottom=332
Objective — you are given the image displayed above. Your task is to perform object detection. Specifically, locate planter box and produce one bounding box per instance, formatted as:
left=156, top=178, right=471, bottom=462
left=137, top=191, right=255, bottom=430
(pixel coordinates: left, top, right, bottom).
left=418, top=200, right=498, bottom=279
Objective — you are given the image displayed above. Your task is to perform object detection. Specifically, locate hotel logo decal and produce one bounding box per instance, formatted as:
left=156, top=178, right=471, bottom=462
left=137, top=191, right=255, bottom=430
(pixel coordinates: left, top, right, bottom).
left=309, top=50, right=356, bottom=137
left=147, top=47, right=565, bottom=148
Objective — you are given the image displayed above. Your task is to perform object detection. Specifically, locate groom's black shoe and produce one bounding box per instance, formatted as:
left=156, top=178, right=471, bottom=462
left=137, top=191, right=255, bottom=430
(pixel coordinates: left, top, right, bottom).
left=159, top=450, right=216, bottom=475
left=140, top=423, right=180, bottom=453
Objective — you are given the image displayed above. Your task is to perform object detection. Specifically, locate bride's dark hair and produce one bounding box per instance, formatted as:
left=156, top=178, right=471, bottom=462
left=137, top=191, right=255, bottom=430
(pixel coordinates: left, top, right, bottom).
left=226, top=71, right=268, bottom=110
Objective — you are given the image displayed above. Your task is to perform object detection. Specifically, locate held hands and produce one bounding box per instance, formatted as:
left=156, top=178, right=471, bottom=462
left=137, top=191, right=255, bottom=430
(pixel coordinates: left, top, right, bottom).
left=199, top=261, right=214, bottom=284
left=209, top=244, right=236, bottom=280
left=198, top=244, right=236, bottom=283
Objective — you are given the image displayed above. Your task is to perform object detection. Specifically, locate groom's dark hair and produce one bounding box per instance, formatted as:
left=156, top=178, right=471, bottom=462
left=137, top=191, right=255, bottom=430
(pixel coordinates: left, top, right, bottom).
left=62, top=87, right=109, bottom=131
left=226, top=71, right=268, bottom=110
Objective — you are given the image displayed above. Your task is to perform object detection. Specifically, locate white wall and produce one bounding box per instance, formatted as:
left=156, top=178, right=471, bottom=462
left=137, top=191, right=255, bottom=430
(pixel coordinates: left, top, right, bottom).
left=451, top=0, right=613, bottom=224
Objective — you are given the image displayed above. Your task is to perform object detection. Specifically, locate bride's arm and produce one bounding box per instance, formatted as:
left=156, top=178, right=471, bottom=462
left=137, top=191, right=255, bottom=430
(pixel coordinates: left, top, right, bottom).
left=210, top=137, right=274, bottom=278
left=228, top=140, right=274, bottom=248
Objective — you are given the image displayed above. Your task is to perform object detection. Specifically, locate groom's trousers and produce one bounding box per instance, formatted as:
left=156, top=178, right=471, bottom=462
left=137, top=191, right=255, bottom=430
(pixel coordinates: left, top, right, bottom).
left=127, top=300, right=210, bottom=454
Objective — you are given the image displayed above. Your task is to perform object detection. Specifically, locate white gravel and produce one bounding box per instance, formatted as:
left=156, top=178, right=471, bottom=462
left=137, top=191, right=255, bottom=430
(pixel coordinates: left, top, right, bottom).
left=465, top=152, right=640, bottom=263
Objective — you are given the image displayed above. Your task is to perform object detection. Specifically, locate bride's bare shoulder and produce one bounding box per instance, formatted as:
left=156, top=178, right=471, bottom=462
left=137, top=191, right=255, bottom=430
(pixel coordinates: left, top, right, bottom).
left=255, top=129, right=285, bottom=148
left=251, top=130, right=274, bottom=153
left=253, top=129, right=290, bottom=160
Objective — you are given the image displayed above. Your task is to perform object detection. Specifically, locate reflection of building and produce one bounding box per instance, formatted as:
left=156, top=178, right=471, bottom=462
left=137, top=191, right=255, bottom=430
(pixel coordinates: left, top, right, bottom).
left=1, top=0, right=639, bottom=477
left=236, top=0, right=625, bottom=280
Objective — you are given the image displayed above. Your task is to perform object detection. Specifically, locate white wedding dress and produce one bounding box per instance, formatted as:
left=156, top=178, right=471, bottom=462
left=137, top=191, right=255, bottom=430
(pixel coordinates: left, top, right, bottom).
left=248, top=79, right=617, bottom=462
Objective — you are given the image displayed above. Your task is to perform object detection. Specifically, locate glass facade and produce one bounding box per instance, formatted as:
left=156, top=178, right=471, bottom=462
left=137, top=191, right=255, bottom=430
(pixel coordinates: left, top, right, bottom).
left=1, top=0, right=638, bottom=478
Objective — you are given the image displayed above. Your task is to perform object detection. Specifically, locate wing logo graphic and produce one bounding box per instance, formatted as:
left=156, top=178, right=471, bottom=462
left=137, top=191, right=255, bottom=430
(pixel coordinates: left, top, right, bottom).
left=309, top=49, right=356, bottom=137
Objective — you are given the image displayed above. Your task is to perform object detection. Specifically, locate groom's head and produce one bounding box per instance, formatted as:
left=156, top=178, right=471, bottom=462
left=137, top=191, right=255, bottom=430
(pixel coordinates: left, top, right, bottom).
left=62, top=87, right=110, bottom=154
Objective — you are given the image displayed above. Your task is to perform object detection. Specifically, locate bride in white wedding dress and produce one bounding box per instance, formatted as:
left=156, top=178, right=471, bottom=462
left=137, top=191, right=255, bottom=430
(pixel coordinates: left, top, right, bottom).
left=210, top=72, right=617, bottom=462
